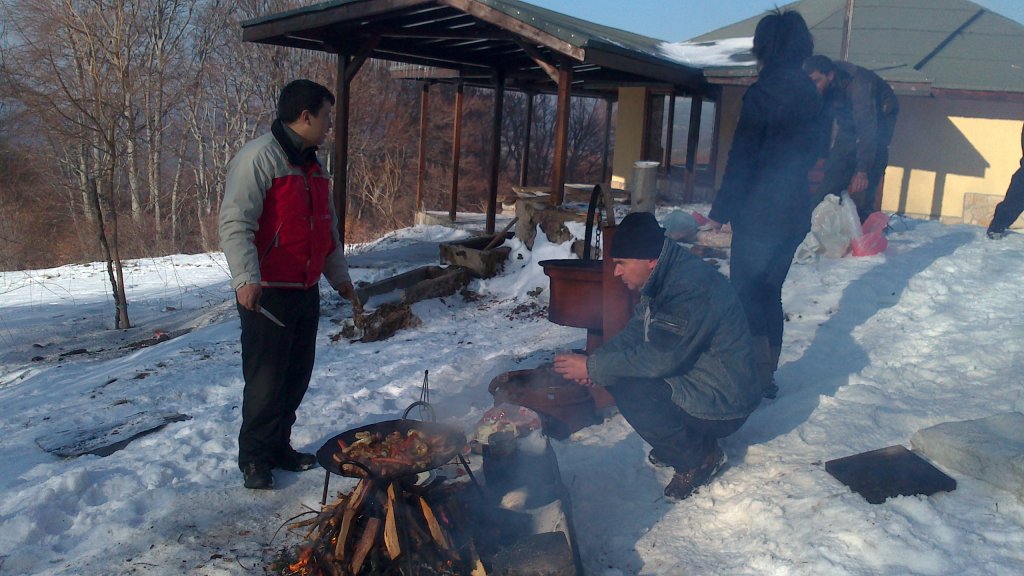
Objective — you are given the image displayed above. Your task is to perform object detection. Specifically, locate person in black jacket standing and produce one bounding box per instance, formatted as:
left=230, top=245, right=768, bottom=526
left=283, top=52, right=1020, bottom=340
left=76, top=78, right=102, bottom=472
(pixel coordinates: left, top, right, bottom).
left=986, top=124, right=1024, bottom=239
left=704, top=10, right=825, bottom=399
left=804, top=54, right=900, bottom=222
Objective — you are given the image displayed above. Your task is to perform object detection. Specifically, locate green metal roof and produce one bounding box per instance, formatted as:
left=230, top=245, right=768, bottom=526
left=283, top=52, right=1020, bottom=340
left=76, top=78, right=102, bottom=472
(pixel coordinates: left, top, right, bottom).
left=691, top=0, right=1024, bottom=95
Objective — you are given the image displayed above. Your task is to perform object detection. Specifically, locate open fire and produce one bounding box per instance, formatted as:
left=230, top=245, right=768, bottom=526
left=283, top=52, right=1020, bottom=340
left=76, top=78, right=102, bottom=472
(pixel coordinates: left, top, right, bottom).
left=278, top=476, right=486, bottom=576
left=274, top=386, right=579, bottom=575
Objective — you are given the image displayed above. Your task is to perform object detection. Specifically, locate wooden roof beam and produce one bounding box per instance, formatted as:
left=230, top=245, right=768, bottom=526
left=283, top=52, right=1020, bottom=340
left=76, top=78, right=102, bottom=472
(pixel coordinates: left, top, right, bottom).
left=243, top=0, right=435, bottom=42
left=369, top=28, right=517, bottom=41
left=515, top=40, right=559, bottom=83
left=441, top=0, right=584, bottom=61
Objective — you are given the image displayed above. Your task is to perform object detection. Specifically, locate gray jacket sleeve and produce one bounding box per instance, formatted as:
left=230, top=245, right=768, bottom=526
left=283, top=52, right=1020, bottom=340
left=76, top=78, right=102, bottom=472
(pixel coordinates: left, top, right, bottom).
left=218, top=138, right=272, bottom=290
left=322, top=190, right=351, bottom=289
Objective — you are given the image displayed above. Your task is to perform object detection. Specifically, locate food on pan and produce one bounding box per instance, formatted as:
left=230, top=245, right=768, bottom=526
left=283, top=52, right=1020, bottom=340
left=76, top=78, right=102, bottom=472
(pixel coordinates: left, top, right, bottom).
left=332, top=429, right=453, bottom=476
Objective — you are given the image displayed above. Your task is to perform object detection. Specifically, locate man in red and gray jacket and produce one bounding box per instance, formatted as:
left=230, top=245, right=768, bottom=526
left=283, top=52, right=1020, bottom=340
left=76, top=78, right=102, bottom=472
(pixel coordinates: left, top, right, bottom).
left=219, top=79, right=354, bottom=490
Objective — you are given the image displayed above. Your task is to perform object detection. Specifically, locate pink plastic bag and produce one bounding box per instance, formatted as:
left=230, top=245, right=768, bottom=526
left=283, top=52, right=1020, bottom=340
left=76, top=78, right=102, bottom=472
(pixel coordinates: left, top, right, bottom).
left=851, top=211, right=888, bottom=256
left=861, top=211, right=888, bottom=235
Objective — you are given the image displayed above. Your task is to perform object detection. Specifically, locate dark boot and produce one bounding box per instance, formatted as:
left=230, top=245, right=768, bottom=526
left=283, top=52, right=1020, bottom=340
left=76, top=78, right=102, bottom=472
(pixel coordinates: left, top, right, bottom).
left=242, top=462, right=274, bottom=490
left=273, top=448, right=317, bottom=472
left=664, top=446, right=727, bottom=500
left=754, top=336, right=778, bottom=399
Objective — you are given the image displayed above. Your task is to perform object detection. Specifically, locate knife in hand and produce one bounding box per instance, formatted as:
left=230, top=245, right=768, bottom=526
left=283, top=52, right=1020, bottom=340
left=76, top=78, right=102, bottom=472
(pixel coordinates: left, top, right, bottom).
left=258, top=305, right=286, bottom=327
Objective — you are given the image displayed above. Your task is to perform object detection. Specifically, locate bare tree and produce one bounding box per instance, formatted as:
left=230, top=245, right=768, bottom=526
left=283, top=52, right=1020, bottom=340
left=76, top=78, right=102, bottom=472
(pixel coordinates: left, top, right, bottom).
left=3, top=0, right=140, bottom=326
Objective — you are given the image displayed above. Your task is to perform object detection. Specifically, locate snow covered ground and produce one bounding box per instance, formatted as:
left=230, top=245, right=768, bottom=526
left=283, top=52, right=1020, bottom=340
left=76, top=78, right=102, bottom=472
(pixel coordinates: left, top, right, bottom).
left=2, top=212, right=1024, bottom=575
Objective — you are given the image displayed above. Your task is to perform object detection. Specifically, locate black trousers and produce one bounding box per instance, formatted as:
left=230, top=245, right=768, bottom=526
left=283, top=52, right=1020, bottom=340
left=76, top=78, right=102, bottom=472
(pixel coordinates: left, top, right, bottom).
left=237, top=286, right=320, bottom=470
left=990, top=165, right=1024, bottom=232
left=730, top=232, right=804, bottom=348
left=607, top=377, right=747, bottom=472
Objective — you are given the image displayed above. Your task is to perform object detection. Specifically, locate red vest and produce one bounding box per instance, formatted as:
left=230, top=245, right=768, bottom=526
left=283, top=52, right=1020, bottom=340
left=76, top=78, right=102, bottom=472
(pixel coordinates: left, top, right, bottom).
left=253, top=162, right=336, bottom=289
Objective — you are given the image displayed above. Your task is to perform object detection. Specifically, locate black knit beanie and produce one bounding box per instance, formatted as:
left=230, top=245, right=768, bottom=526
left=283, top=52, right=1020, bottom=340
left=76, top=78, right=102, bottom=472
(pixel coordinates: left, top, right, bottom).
left=610, top=212, right=665, bottom=259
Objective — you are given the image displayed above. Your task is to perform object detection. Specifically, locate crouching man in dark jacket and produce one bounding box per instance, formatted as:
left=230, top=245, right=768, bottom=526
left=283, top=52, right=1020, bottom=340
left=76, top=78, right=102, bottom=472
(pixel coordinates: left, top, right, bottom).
left=554, top=212, right=761, bottom=500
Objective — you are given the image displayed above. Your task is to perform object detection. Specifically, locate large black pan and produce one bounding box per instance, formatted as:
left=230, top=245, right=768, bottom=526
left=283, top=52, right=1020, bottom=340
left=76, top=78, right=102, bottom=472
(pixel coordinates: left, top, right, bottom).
left=316, top=418, right=467, bottom=480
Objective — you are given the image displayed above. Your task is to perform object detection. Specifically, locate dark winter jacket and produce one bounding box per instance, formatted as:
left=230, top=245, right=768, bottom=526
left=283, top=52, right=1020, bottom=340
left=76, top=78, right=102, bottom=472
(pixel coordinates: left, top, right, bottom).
left=219, top=121, right=350, bottom=291
left=709, top=63, right=826, bottom=239
left=587, top=240, right=761, bottom=420
left=826, top=61, right=900, bottom=173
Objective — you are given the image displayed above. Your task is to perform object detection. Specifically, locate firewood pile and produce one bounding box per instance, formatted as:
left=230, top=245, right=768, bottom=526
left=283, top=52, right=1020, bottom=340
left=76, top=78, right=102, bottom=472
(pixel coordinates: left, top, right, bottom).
left=275, top=477, right=487, bottom=576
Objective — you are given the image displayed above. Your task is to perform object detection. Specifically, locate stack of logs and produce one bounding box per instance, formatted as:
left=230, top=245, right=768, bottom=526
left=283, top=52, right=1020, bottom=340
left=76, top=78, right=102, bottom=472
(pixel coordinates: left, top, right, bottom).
left=282, top=477, right=487, bottom=576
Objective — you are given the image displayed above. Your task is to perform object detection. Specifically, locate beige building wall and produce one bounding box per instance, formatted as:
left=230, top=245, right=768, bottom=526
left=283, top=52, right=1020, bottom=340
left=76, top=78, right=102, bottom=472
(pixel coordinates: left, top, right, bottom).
left=713, top=85, right=748, bottom=190
left=882, top=97, right=1023, bottom=226
left=610, top=87, right=648, bottom=189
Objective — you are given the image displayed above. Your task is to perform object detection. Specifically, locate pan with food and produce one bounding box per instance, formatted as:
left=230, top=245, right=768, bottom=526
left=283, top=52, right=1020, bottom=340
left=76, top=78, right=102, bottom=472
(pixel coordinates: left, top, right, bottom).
left=316, top=419, right=466, bottom=480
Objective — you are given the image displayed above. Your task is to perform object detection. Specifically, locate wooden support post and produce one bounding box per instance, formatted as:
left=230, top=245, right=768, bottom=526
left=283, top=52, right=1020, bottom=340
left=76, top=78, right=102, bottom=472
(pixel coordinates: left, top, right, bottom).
left=709, top=87, right=723, bottom=193
left=662, top=90, right=676, bottom=173
left=684, top=96, right=703, bottom=203
left=550, top=65, right=572, bottom=205
left=417, top=82, right=429, bottom=214
left=486, top=70, right=505, bottom=234
left=601, top=97, right=613, bottom=184
left=450, top=82, right=463, bottom=221
left=331, top=37, right=376, bottom=248
left=334, top=55, right=352, bottom=247
left=519, top=92, right=534, bottom=187
left=841, top=0, right=855, bottom=62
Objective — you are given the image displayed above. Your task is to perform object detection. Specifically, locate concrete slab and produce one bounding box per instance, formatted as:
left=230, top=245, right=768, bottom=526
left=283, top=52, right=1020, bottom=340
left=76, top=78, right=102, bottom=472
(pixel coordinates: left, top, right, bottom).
left=911, top=412, right=1024, bottom=499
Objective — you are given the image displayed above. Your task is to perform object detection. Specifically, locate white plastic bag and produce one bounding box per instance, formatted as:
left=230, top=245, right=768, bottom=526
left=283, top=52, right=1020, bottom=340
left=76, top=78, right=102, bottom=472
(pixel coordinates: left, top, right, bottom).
left=839, top=191, right=863, bottom=241
left=794, top=231, right=821, bottom=264
left=809, top=193, right=860, bottom=258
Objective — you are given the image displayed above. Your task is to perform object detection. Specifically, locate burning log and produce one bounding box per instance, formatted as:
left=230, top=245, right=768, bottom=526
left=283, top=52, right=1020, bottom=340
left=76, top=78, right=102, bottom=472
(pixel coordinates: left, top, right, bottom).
left=349, top=516, right=380, bottom=574
left=419, top=495, right=451, bottom=550
left=278, top=477, right=486, bottom=576
left=335, top=478, right=374, bottom=562
left=383, top=483, right=402, bottom=560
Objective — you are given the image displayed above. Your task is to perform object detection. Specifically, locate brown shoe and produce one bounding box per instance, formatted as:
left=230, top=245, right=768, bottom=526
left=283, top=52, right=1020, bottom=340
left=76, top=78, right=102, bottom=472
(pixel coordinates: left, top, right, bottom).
left=664, top=447, right=727, bottom=500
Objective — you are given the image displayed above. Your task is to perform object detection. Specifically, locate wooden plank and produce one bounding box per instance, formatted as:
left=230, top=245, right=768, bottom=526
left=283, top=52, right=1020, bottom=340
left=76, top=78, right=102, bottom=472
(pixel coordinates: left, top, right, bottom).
left=335, top=478, right=374, bottom=561
left=418, top=496, right=451, bottom=550
left=35, top=412, right=190, bottom=458
left=384, top=483, right=402, bottom=560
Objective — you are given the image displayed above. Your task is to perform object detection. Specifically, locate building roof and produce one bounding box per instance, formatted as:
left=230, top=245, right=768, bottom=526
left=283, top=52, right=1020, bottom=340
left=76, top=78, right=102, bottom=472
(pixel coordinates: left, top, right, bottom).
left=686, top=0, right=1024, bottom=98
left=241, top=0, right=712, bottom=97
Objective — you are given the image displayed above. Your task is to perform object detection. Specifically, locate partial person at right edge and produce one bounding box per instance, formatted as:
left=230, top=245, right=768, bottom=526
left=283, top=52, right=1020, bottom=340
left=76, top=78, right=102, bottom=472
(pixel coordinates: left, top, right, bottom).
left=804, top=54, right=900, bottom=223
left=986, top=124, right=1024, bottom=239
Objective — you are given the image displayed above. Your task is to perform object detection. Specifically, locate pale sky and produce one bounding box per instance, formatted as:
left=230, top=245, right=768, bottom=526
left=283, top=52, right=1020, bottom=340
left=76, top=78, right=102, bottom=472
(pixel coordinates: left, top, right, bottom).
left=528, top=0, right=1024, bottom=42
